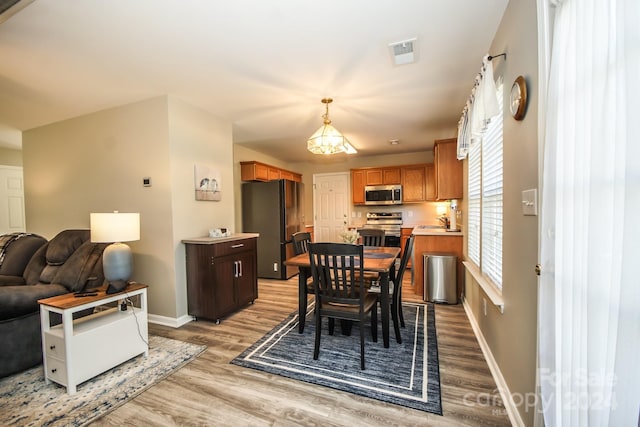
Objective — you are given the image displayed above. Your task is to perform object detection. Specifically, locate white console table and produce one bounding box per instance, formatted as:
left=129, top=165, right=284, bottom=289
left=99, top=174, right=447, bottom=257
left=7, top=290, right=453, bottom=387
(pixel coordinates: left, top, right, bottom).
left=38, top=283, right=148, bottom=394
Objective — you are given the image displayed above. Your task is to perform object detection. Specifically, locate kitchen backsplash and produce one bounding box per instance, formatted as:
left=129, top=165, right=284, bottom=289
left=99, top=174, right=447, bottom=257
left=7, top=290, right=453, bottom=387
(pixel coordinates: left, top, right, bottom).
left=350, top=201, right=451, bottom=228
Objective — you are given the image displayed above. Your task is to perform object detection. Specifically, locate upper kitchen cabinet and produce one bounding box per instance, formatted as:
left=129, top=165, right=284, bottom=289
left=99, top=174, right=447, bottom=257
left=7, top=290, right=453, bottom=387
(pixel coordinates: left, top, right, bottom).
left=401, top=164, right=427, bottom=203
left=382, top=167, right=401, bottom=185
left=362, top=167, right=401, bottom=186
left=240, top=161, right=302, bottom=182
left=425, top=163, right=436, bottom=200
left=351, top=167, right=401, bottom=205
left=351, top=169, right=366, bottom=204
left=434, top=138, right=463, bottom=200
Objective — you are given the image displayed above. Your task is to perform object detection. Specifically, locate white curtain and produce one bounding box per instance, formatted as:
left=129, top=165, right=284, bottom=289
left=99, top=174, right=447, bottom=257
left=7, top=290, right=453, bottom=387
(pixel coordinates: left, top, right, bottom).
left=539, top=0, right=640, bottom=425
left=456, top=55, right=500, bottom=160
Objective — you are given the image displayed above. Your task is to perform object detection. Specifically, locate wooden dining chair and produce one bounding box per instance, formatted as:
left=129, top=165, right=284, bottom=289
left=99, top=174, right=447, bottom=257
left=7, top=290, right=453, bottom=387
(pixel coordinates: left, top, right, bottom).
left=368, top=234, right=414, bottom=344
left=308, top=242, right=378, bottom=370
left=357, top=228, right=386, bottom=246
left=292, top=231, right=313, bottom=290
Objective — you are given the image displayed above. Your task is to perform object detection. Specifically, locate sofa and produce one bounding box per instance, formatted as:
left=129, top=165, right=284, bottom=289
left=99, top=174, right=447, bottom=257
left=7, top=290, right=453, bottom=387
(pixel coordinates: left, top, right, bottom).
left=0, top=230, right=108, bottom=378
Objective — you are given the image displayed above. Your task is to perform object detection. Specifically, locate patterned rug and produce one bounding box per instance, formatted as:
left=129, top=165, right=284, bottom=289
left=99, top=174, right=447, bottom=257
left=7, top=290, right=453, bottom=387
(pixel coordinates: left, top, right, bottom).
left=232, top=302, right=442, bottom=415
left=0, top=335, right=206, bottom=426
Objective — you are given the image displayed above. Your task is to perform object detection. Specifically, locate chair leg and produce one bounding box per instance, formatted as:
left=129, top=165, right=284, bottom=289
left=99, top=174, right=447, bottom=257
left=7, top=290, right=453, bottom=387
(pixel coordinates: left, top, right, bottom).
left=359, top=320, right=366, bottom=370
left=371, top=304, right=378, bottom=343
left=328, top=317, right=335, bottom=335
left=398, top=287, right=405, bottom=328
left=391, top=299, right=402, bottom=344
left=314, top=314, right=321, bottom=360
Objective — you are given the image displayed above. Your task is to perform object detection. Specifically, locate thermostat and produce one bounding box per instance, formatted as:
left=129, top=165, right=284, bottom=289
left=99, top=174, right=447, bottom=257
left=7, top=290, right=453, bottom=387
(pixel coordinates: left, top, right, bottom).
left=143, top=177, right=152, bottom=187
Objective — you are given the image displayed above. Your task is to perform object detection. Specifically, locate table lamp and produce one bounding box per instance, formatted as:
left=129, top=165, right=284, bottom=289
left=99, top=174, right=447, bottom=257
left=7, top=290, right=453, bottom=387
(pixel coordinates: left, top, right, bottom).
left=90, top=212, right=140, bottom=294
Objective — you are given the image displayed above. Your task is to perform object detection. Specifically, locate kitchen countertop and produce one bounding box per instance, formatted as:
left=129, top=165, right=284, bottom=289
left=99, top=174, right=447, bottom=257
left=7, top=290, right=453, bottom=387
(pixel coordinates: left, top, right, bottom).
left=182, top=233, right=260, bottom=244
left=411, top=225, right=464, bottom=236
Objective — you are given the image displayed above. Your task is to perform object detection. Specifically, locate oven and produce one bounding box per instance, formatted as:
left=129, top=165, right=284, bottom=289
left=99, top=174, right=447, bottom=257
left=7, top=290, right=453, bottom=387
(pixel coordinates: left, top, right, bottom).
left=363, top=211, right=402, bottom=247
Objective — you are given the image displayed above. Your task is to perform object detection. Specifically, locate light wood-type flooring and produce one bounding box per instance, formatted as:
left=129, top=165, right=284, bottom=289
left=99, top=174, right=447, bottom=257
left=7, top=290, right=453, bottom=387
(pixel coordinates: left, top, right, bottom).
left=93, top=276, right=511, bottom=426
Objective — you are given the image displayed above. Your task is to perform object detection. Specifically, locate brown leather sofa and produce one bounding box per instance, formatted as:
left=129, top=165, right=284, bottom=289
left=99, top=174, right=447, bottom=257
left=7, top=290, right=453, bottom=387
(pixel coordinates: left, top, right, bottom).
left=0, top=230, right=107, bottom=378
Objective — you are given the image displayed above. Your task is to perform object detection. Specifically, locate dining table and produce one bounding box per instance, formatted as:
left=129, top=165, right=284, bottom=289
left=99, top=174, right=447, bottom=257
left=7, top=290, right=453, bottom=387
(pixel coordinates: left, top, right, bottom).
left=284, top=245, right=401, bottom=348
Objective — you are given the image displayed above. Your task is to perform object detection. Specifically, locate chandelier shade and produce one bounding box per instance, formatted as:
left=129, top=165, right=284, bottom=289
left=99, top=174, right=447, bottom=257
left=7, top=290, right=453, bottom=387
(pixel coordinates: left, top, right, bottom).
left=307, top=98, right=356, bottom=155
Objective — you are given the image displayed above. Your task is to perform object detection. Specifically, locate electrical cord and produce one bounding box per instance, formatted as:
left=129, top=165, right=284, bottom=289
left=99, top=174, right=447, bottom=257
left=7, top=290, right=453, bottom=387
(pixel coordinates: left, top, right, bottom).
left=123, top=293, right=149, bottom=348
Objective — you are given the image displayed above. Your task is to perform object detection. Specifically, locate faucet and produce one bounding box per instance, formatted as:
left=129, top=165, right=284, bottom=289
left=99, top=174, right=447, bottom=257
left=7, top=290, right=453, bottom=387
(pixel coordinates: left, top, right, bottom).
left=437, top=215, right=449, bottom=229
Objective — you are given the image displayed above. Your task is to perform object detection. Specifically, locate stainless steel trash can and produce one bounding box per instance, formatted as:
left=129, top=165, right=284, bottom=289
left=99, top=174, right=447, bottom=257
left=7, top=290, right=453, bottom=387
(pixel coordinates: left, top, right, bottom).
left=423, top=253, right=457, bottom=304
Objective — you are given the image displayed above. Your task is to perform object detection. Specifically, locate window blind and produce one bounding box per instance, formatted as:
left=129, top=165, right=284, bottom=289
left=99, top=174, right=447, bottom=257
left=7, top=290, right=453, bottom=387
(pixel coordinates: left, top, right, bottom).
left=481, top=82, right=504, bottom=288
left=468, top=140, right=481, bottom=265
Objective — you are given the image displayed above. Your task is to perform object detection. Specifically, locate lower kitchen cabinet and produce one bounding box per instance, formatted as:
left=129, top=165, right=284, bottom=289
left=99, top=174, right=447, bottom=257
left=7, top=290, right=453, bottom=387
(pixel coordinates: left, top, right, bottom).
left=183, top=234, right=258, bottom=323
left=412, top=234, right=463, bottom=301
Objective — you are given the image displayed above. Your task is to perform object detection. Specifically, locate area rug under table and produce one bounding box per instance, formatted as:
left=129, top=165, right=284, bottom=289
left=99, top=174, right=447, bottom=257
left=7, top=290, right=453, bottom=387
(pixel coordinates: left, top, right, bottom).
left=0, top=335, right=206, bottom=427
left=232, top=302, right=442, bottom=415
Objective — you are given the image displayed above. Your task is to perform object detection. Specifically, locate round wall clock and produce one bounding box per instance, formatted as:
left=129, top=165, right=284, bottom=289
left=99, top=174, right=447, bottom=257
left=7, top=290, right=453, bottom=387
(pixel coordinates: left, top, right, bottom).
left=509, top=75, right=527, bottom=120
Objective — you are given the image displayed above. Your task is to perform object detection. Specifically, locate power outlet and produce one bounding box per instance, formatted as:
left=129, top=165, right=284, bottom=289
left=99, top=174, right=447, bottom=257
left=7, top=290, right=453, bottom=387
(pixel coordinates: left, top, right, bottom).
left=483, top=298, right=487, bottom=316
left=273, top=262, right=278, bottom=272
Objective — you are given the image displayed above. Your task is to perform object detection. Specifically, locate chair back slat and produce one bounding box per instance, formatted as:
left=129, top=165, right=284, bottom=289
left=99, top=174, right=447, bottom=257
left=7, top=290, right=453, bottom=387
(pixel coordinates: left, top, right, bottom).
left=357, top=228, right=385, bottom=246
left=309, top=243, right=365, bottom=308
left=292, top=231, right=312, bottom=255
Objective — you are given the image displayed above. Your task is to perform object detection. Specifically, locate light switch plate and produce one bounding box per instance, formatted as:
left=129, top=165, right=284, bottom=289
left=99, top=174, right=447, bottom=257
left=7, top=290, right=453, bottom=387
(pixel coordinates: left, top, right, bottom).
left=522, top=189, right=537, bottom=216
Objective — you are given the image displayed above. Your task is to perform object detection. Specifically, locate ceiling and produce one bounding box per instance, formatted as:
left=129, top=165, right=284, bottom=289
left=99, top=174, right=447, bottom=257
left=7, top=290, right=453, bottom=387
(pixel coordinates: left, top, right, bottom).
left=0, top=0, right=508, bottom=163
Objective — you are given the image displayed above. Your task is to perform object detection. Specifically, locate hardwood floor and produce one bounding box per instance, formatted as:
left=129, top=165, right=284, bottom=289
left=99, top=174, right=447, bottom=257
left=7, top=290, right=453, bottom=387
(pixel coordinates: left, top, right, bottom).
left=93, top=276, right=511, bottom=427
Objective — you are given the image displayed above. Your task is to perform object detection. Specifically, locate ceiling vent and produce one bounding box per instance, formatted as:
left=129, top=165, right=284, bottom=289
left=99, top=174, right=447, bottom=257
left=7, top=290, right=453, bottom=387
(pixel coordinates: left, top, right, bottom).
left=0, top=0, right=34, bottom=25
left=389, top=38, right=417, bottom=65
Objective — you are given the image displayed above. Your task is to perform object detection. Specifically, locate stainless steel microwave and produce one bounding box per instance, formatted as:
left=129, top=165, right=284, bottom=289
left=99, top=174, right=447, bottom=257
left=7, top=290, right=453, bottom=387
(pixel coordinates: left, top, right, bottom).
left=364, top=185, right=402, bottom=205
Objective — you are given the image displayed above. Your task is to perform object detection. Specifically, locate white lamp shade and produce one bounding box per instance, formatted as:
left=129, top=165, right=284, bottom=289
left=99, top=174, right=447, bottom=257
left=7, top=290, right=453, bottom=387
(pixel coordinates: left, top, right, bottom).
left=307, top=124, right=357, bottom=155
left=90, top=212, right=140, bottom=243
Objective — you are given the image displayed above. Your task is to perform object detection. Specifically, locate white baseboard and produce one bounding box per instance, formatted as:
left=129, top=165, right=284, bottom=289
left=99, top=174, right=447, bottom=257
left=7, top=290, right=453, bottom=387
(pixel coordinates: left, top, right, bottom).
left=462, top=299, right=525, bottom=427
left=148, top=313, right=194, bottom=328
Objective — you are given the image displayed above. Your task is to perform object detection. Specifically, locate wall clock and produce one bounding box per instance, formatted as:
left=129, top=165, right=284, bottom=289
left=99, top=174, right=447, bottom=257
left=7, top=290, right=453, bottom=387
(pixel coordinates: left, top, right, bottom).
left=510, top=75, right=527, bottom=121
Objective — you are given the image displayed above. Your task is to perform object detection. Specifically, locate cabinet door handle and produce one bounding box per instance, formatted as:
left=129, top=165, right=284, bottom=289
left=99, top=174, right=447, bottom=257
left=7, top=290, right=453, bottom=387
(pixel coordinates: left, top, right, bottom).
left=231, top=243, right=244, bottom=248
left=50, top=345, right=55, bottom=350
left=238, top=260, right=243, bottom=277
left=233, top=261, right=239, bottom=278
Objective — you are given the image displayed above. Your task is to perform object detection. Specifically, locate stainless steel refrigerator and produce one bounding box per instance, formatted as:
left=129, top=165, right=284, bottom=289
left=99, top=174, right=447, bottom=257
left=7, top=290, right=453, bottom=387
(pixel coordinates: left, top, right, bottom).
left=242, top=179, right=304, bottom=279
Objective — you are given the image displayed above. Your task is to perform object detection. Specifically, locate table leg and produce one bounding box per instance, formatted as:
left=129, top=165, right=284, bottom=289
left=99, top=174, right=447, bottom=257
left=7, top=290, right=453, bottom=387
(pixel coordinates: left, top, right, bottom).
left=380, top=271, right=390, bottom=348
left=298, top=268, right=308, bottom=333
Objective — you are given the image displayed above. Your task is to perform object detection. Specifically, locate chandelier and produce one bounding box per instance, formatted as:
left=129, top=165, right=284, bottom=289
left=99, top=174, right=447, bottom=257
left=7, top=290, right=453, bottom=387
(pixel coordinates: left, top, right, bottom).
left=307, top=98, right=357, bottom=155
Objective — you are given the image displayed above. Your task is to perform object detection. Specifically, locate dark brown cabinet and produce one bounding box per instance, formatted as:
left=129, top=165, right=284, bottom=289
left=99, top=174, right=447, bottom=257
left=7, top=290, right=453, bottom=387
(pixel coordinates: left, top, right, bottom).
left=184, top=236, right=258, bottom=323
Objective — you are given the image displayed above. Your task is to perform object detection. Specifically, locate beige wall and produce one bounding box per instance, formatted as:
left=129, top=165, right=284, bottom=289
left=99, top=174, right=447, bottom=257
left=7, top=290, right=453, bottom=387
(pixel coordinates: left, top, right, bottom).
left=22, top=96, right=234, bottom=321
left=462, top=0, right=540, bottom=425
left=168, top=97, right=234, bottom=320
left=0, top=147, right=22, bottom=166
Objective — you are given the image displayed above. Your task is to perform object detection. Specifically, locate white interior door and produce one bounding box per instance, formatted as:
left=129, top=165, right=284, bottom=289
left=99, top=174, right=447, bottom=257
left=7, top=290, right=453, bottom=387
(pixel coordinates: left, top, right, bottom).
left=313, top=173, right=350, bottom=242
left=0, top=166, right=26, bottom=234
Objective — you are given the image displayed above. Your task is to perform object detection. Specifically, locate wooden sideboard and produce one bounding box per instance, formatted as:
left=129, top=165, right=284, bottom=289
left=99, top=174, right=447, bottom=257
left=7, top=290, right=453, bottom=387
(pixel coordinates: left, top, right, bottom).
left=183, top=234, right=258, bottom=323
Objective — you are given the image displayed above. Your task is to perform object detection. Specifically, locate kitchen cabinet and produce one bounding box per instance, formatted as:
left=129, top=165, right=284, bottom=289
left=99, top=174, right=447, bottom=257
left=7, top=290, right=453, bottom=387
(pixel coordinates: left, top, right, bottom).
left=425, top=164, right=436, bottom=200
left=351, top=166, right=402, bottom=205
left=240, top=161, right=302, bottom=183
left=365, top=168, right=383, bottom=185
left=382, top=167, right=401, bottom=185
left=412, top=233, right=463, bottom=301
left=351, top=169, right=365, bottom=204
left=401, top=164, right=427, bottom=203
left=434, top=138, right=463, bottom=200
left=183, top=235, right=258, bottom=323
